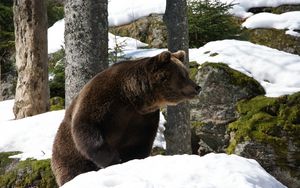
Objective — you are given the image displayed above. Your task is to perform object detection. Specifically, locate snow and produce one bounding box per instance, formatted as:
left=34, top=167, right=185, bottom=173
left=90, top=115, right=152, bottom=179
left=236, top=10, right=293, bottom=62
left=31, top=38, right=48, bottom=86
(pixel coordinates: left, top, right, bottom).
left=219, top=0, right=300, bottom=18
left=48, top=19, right=65, bottom=54
left=0, top=108, right=64, bottom=160
left=108, top=33, right=148, bottom=52
left=217, top=0, right=300, bottom=36
left=62, top=153, right=286, bottom=188
left=0, top=99, right=15, bottom=122
left=242, top=11, right=300, bottom=37
left=108, top=0, right=165, bottom=27
left=48, top=19, right=148, bottom=54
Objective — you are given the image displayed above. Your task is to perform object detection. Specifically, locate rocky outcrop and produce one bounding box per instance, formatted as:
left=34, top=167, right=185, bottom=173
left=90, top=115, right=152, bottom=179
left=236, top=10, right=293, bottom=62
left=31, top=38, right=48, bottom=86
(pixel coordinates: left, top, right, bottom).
left=0, top=152, right=58, bottom=187
left=190, top=62, right=300, bottom=187
left=243, top=29, right=300, bottom=55
left=0, top=74, right=16, bottom=101
left=109, top=14, right=167, bottom=48
left=248, top=5, right=300, bottom=14
left=190, top=62, right=265, bottom=155
left=242, top=5, right=300, bottom=55
left=228, top=93, right=300, bottom=188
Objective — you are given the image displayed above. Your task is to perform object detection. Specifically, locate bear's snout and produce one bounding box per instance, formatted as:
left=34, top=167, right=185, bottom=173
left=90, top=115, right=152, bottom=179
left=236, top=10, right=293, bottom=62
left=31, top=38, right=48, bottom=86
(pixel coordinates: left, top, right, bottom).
left=195, top=85, right=201, bottom=94
left=181, top=80, right=201, bottom=98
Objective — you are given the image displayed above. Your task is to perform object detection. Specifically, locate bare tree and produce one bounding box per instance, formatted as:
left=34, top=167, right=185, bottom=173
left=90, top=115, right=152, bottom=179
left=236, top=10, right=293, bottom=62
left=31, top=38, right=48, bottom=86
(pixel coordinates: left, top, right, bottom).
left=64, top=0, right=108, bottom=106
left=164, top=0, right=192, bottom=154
left=13, top=0, right=49, bottom=119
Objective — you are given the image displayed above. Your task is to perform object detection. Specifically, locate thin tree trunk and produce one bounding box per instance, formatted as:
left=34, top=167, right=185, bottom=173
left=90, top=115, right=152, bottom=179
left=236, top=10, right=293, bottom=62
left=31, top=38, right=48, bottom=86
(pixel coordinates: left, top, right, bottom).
left=64, top=0, right=108, bottom=107
left=164, top=0, right=192, bottom=154
left=13, top=0, right=49, bottom=119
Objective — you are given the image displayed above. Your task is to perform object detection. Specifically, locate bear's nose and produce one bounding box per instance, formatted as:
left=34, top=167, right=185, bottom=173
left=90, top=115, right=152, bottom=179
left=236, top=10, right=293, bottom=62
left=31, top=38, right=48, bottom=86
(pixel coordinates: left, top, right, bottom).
left=195, top=85, right=201, bottom=94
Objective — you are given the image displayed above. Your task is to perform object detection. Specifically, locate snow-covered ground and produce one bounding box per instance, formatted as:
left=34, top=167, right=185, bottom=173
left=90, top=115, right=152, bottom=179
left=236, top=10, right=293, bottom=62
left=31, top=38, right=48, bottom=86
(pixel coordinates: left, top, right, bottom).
left=0, top=108, right=64, bottom=160
left=61, top=153, right=286, bottom=188
left=48, top=19, right=148, bottom=54
left=219, top=0, right=300, bottom=18
left=242, top=11, right=300, bottom=37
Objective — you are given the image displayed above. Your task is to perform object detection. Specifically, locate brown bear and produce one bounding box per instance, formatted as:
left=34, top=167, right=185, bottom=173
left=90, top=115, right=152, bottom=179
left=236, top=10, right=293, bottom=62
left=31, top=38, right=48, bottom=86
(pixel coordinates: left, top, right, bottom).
left=51, top=50, right=201, bottom=186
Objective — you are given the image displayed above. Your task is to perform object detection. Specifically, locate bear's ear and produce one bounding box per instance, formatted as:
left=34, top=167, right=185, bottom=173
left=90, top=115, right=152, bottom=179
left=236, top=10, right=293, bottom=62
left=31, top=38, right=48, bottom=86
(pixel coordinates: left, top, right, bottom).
left=172, top=50, right=186, bottom=62
left=157, top=51, right=171, bottom=63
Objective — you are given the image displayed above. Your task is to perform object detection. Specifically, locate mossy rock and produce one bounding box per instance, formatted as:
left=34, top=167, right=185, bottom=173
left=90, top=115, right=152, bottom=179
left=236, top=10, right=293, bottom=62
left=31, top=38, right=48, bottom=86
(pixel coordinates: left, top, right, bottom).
left=190, top=62, right=265, bottom=155
left=189, top=61, right=200, bottom=81
left=0, top=152, right=20, bottom=175
left=248, top=5, right=300, bottom=14
left=109, top=14, right=167, bottom=48
left=50, top=96, right=64, bottom=111
left=0, top=152, right=58, bottom=188
left=227, top=92, right=300, bottom=153
left=227, top=92, right=300, bottom=187
left=242, top=28, right=300, bottom=55
left=201, top=62, right=265, bottom=94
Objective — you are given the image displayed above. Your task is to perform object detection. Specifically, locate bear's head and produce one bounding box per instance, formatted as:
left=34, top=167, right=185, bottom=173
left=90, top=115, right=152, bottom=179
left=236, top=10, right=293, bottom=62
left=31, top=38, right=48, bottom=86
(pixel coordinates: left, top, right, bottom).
left=123, top=50, right=201, bottom=114
left=149, top=51, right=201, bottom=106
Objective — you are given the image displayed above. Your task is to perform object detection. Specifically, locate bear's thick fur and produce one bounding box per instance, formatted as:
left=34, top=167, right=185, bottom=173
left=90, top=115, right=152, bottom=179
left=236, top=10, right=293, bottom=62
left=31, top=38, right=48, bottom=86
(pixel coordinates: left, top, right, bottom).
left=51, top=51, right=201, bottom=186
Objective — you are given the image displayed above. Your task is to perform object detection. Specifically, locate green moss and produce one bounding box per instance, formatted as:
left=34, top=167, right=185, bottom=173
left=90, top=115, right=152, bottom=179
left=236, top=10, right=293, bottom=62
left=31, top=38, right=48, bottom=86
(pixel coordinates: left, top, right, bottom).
left=0, top=156, right=57, bottom=188
left=0, top=152, right=20, bottom=175
left=227, top=92, right=300, bottom=160
left=50, top=97, right=64, bottom=111
left=201, top=62, right=265, bottom=94
left=209, top=52, right=219, bottom=57
left=151, top=147, right=166, bottom=156
left=191, top=121, right=206, bottom=128
left=189, top=61, right=200, bottom=81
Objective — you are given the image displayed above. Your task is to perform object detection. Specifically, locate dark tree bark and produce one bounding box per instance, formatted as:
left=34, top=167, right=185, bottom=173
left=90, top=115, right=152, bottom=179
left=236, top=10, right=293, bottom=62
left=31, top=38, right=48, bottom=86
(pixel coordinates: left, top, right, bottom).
left=164, top=0, right=192, bottom=154
left=64, top=0, right=108, bottom=106
left=13, top=0, right=49, bottom=119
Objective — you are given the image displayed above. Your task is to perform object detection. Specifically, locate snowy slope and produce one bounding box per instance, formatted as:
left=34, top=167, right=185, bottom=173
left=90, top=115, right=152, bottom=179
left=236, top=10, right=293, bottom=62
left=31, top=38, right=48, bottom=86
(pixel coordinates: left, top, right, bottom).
left=0, top=107, right=64, bottom=160
left=62, top=153, right=286, bottom=188
left=48, top=19, right=148, bottom=54
left=242, top=11, right=300, bottom=37
left=219, top=0, right=300, bottom=18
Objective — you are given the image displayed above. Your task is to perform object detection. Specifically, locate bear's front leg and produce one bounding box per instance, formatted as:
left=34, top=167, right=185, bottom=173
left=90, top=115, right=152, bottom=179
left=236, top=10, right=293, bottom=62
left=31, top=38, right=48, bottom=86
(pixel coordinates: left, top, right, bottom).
left=71, top=120, right=121, bottom=168
left=89, top=141, right=121, bottom=168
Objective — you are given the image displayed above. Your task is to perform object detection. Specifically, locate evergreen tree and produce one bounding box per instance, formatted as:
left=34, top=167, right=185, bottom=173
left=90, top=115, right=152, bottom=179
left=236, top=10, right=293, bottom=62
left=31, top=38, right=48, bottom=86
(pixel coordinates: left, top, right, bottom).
left=188, top=0, right=241, bottom=47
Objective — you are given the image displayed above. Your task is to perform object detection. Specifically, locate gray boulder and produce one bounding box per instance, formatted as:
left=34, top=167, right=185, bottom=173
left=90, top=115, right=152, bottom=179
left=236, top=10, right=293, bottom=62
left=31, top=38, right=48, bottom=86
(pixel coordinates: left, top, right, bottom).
left=109, top=14, right=167, bottom=48
left=190, top=62, right=265, bottom=155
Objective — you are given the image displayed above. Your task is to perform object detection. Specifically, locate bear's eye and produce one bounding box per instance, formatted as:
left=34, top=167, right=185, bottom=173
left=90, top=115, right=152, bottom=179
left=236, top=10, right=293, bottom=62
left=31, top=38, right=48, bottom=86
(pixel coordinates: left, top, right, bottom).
left=159, top=75, right=168, bottom=82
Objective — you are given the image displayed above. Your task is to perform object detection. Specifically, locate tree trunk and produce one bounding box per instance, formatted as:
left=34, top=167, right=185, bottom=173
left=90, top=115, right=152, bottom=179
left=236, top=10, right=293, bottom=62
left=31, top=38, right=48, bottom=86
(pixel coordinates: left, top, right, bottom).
left=64, top=0, right=108, bottom=107
left=13, top=0, right=49, bottom=119
left=163, top=0, right=192, bottom=154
